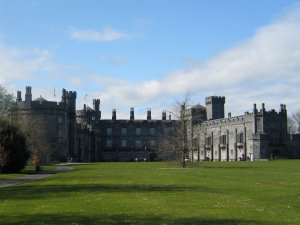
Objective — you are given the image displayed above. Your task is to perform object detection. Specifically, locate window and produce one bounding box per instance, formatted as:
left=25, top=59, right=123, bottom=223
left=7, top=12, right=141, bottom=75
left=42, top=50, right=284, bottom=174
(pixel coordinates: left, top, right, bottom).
left=121, top=128, right=127, bottom=136
left=236, top=133, right=243, bottom=143
left=107, top=128, right=112, bottom=135
left=136, top=127, right=142, bottom=135
left=107, top=140, right=112, bottom=148
left=205, top=137, right=212, bottom=145
left=58, top=116, right=62, bottom=124
left=149, top=128, right=155, bottom=135
left=135, top=140, right=142, bottom=148
left=121, top=140, right=127, bottom=148
left=200, top=151, right=204, bottom=155
left=150, top=140, right=156, bottom=147
left=163, top=128, right=169, bottom=135
left=220, top=135, right=226, bottom=145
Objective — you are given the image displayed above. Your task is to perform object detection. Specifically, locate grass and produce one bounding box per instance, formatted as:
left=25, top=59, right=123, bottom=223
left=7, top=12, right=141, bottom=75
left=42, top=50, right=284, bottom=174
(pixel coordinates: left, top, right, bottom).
left=0, top=160, right=299, bottom=225
left=0, top=165, right=56, bottom=180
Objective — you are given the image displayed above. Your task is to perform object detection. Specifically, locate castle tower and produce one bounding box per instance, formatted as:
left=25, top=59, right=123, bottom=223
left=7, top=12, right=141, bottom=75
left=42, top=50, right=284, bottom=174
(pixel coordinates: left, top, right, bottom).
left=66, top=91, right=77, bottom=112
left=205, top=96, right=225, bottom=120
left=17, top=91, right=22, bottom=102
left=25, top=86, right=32, bottom=102
left=93, top=99, right=100, bottom=112
left=93, top=99, right=101, bottom=120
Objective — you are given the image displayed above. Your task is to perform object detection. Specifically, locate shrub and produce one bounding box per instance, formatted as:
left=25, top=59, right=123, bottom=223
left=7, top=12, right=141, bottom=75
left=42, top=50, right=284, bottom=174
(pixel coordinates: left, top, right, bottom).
left=0, top=120, right=30, bottom=173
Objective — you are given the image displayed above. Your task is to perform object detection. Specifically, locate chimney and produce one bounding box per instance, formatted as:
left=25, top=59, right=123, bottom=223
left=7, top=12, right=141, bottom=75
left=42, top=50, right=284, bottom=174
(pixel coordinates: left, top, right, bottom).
left=147, top=108, right=151, bottom=120
left=253, top=103, right=257, bottom=114
left=84, top=104, right=86, bottom=111
left=228, top=112, right=231, bottom=118
left=262, top=103, right=265, bottom=112
left=280, top=104, right=284, bottom=113
left=162, top=110, right=166, bottom=120
left=17, top=91, right=22, bottom=102
left=169, top=114, right=172, bottom=120
left=25, top=86, right=32, bottom=102
left=130, top=108, right=134, bottom=120
left=112, top=109, right=116, bottom=120
left=62, top=88, right=66, bottom=103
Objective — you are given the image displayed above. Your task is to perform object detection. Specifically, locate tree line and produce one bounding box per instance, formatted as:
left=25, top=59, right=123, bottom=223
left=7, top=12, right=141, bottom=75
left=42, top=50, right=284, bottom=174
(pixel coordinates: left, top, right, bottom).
left=0, top=85, right=48, bottom=173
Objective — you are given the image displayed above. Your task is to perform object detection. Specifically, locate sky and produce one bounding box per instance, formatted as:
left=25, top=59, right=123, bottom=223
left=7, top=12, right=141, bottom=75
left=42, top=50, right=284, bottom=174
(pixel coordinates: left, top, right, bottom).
left=0, top=0, right=300, bottom=119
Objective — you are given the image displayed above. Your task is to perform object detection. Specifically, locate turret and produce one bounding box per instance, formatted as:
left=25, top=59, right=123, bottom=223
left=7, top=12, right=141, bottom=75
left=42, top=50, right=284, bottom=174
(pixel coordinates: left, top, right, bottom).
left=93, top=99, right=100, bottom=112
left=16, top=91, right=22, bottom=102
left=66, top=90, right=77, bottom=113
left=62, top=89, right=67, bottom=103
left=25, top=86, right=32, bottom=102
left=205, top=96, right=225, bottom=120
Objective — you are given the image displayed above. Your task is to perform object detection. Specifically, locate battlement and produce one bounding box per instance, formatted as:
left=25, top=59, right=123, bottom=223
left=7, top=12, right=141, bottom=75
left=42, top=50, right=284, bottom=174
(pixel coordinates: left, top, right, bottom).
left=206, top=96, right=225, bottom=120
left=253, top=103, right=287, bottom=117
left=205, top=96, right=225, bottom=104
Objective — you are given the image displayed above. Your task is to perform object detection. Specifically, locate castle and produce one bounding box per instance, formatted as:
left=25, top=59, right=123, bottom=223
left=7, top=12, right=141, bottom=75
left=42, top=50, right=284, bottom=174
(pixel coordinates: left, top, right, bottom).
left=16, top=87, right=300, bottom=163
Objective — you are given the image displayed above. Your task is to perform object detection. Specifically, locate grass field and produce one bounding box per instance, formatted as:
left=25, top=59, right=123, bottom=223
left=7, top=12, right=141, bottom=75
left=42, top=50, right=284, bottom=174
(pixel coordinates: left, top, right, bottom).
left=0, top=160, right=299, bottom=225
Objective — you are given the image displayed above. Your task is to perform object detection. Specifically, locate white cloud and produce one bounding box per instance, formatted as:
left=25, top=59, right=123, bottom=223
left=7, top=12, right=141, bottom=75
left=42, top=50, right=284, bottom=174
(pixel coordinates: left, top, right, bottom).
left=69, top=27, right=131, bottom=42
left=89, top=3, right=300, bottom=117
left=100, top=55, right=130, bottom=64
left=0, top=44, right=59, bottom=84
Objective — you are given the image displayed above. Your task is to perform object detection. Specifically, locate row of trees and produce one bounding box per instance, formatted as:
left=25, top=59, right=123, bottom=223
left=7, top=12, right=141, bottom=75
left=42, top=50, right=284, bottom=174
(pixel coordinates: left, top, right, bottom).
left=0, top=85, right=48, bottom=173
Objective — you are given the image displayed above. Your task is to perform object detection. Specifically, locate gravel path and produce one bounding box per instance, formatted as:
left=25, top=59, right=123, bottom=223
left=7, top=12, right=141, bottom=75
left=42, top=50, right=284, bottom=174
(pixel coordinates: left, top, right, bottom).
left=0, top=165, right=73, bottom=189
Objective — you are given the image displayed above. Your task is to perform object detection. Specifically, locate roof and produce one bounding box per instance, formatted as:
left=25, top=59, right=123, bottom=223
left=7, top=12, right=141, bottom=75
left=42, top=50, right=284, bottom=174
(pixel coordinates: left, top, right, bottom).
left=33, top=96, right=48, bottom=102
left=191, top=104, right=205, bottom=109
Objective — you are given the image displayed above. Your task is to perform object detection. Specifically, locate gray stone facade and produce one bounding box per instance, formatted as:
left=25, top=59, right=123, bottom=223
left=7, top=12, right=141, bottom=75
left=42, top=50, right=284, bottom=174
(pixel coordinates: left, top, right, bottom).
left=189, top=97, right=300, bottom=161
left=16, top=87, right=300, bottom=163
left=16, top=87, right=76, bottom=163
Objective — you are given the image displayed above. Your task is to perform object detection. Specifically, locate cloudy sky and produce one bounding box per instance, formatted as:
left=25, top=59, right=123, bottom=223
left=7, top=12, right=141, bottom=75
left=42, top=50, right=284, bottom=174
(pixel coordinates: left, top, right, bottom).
left=1, top=0, right=300, bottom=119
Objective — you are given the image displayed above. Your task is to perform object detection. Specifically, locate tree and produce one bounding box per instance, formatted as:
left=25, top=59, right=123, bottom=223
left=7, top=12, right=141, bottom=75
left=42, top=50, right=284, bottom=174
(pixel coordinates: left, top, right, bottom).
left=158, top=93, right=195, bottom=168
left=288, top=111, right=300, bottom=134
left=16, top=115, right=54, bottom=171
left=0, top=119, right=30, bottom=173
left=0, top=85, right=14, bottom=119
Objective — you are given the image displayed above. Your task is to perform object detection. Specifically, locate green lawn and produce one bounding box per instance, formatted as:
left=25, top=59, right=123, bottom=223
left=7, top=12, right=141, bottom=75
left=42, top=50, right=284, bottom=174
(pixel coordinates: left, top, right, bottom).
left=0, top=160, right=299, bottom=225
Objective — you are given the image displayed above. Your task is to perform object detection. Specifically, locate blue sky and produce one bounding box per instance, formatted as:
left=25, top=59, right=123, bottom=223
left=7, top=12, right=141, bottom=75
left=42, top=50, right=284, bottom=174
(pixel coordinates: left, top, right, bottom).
left=0, top=0, right=300, bottom=119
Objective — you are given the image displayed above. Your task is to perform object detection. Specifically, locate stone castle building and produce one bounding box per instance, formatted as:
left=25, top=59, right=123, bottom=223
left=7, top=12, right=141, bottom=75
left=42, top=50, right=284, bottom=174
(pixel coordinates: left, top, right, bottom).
left=188, top=96, right=300, bottom=161
left=16, top=87, right=300, bottom=163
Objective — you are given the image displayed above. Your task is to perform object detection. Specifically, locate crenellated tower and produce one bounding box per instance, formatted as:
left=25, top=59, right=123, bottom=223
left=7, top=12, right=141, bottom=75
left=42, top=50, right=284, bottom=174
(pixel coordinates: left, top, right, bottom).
left=205, top=96, right=225, bottom=120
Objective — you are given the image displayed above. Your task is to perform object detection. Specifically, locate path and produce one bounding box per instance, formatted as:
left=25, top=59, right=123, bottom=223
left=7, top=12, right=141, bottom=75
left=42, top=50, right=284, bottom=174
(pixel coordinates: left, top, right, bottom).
left=0, top=165, right=73, bottom=189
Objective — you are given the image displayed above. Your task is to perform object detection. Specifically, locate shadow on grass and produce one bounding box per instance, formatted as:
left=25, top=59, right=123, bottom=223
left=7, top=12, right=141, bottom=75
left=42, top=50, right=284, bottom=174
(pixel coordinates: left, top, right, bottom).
left=0, top=183, right=222, bottom=200
left=1, top=212, right=270, bottom=225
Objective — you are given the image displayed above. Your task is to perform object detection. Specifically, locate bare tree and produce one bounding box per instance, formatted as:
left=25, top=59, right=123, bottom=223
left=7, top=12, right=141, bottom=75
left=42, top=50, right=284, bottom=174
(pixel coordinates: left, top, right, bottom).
left=289, top=111, right=300, bottom=134
left=0, top=85, right=14, bottom=119
left=158, top=93, right=193, bottom=168
left=288, top=116, right=298, bottom=134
